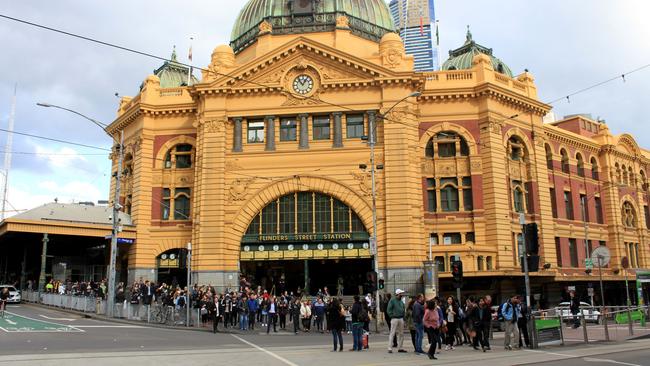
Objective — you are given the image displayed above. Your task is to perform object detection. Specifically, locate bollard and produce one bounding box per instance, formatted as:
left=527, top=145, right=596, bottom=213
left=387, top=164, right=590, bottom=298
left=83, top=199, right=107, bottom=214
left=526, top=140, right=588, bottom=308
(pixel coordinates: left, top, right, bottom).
left=530, top=314, right=538, bottom=349
left=582, top=312, right=588, bottom=344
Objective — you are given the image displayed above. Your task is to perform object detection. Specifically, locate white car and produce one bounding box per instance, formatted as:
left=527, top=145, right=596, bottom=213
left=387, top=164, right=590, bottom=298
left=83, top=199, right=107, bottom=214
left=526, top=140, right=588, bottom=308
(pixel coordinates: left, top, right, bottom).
left=555, top=301, right=601, bottom=323
left=0, top=285, right=21, bottom=304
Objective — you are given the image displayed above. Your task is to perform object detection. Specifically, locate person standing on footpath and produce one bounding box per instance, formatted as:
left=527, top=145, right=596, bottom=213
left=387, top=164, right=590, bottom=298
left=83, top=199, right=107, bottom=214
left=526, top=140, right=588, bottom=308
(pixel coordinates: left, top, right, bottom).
left=501, top=295, right=521, bottom=350
left=327, top=297, right=345, bottom=352
left=444, top=296, right=459, bottom=350
left=469, top=297, right=490, bottom=351
left=413, top=294, right=425, bottom=354
left=405, top=299, right=417, bottom=351
left=569, top=290, right=581, bottom=329
left=387, top=289, right=407, bottom=354
left=266, top=297, right=277, bottom=334
left=291, top=298, right=302, bottom=334
left=350, top=295, right=365, bottom=351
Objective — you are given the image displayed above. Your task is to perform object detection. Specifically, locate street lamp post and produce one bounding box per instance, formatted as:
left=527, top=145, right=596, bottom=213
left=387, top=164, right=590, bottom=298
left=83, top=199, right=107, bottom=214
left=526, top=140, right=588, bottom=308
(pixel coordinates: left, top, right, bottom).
left=365, top=91, right=420, bottom=332
left=37, top=102, right=124, bottom=318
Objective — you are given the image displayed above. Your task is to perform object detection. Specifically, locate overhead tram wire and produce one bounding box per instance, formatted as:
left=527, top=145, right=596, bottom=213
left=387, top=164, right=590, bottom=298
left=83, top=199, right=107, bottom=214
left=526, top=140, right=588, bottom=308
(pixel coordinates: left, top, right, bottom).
left=0, top=14, right=416, bottom=129
left=0, top=127, right=112, bottom=151
left=2, top=14, right=647, bottom=127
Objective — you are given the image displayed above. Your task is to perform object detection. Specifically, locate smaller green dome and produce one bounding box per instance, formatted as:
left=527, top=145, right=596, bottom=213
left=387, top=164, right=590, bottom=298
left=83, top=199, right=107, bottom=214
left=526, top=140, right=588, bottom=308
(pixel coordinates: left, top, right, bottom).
left=442, top=28, right=513, bottom=77
left=149, top=47, right=199, bottom=89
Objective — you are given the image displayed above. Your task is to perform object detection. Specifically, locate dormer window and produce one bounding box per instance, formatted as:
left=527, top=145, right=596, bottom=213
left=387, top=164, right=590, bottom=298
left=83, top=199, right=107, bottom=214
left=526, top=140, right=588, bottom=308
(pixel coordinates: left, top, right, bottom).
left=425, top=132, right=470, bottom=158
left=508, top=136, right=525, bottom=161
left=164, top=143, right=194, bottom=169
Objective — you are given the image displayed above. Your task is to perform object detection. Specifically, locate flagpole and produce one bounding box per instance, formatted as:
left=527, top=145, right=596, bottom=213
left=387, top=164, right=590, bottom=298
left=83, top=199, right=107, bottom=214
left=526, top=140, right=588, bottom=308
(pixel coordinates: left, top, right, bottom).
left=187, top=37, right=194, bottom=86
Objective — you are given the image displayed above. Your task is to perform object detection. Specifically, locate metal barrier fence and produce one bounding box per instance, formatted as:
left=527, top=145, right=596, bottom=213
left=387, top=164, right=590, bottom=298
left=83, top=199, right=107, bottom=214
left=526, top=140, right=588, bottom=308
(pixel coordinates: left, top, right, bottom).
left=22, top=291, right=204, bottom=329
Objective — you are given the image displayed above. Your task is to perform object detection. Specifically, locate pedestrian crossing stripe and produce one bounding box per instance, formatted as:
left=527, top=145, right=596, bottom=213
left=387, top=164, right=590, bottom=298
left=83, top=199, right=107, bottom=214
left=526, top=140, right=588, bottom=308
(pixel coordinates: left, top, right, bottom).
left=0, top=312, right=84, bottom=333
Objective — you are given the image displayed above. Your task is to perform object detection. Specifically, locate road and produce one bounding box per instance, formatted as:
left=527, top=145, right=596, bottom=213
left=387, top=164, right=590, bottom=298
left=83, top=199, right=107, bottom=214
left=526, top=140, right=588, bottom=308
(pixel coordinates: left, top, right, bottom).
left=1, top=304, right=649, bottom=366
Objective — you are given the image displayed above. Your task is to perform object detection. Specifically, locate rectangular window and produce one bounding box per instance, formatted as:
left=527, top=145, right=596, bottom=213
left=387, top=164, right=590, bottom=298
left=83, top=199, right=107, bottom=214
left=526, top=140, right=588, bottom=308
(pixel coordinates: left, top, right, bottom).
left=429, top=233, right=438, bottom=246
left=634, top=243, right=640, bottom=268
left=262, top=201, right=278, bottom=234
left=280, top=117, right=297, bottom=141
left=599, top=240, right=606, bottom=247
left=313, top=116, right=331, bottom=140
left=555, top=237, right=562, bottom=267
left=564, top=191, right=574, bottom=220
left=279, top=194, right=295, bottom=234
left=463, top=177, right=473, bottom=211
left=513, top=183, right=524, bottom=213
left=466, top=232, right=475, bottom=243
left=550, top=188, right=558, bottom=218
left=426, top=178, right=437, bottom=212
left=440, top=186, right=459, bottom=212
left=438, top=142, right=456, bottom=157
left=580, top=194, right=588, bottom=222
left=161, top=188, right=171, bottom=220
left=525, top=182, right=534, bottom=214
left=569, top=238, right=579, bottom=268
left=247, top=120, right=265, bottom=143
left=297, top=192, right=313, bottom=233
left=174, top=188, right=191, bottom=220
left=486, top=256, right=493, bottom=270
left=586, top=239, right=593, bottom=258
left=346, top=114, right=364, bottom=138
left=595, top=197, right=603, bottom=224
left=434, top=256, right=445, bottom=272
left=443, top=233, right=462, bottom=245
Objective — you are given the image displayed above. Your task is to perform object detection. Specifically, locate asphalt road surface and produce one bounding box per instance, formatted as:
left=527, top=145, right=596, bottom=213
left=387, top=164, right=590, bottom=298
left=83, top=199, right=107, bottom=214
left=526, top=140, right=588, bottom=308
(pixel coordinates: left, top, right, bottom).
left=2, top=304, right=650, bottom=366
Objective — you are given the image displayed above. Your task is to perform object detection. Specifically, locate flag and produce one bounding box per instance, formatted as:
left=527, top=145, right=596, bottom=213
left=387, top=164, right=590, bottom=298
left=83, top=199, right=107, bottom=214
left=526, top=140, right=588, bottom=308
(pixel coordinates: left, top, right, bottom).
left=420, top=16, right=424, bottom=35
left=435, top=21, right=439, bottom=46
left=188, top=45, right=193, bottom=62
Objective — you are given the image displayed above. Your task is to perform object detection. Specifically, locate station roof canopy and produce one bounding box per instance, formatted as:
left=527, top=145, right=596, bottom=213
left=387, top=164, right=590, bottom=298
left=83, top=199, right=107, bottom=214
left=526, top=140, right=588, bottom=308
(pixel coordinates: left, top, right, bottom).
left=0, top=202, right=136, bottom=239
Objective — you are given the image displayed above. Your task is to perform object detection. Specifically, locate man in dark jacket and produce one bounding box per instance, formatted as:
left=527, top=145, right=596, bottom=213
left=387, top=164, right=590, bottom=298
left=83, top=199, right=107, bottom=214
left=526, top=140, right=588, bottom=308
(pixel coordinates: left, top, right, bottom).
left=469, top=297, right=491, bottom=351
left=569, top=290, right=581, bottom=329
left=413, top=294, right=425, bottom=354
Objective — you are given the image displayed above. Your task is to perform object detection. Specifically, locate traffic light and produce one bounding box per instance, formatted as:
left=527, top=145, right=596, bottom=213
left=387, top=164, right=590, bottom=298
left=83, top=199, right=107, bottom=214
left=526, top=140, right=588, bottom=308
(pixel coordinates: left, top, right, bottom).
left=525, top=223, right=539, bottom=255
left=451, top=260, right=463, bottom=289
left=378, top=279, right=385, bottom=290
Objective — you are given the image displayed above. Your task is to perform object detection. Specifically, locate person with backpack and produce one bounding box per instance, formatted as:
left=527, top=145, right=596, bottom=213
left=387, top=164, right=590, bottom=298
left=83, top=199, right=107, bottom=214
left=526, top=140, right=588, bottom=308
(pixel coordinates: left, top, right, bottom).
left=501, top=295, right=521, bottom=350
left=326, top=298, right=346, bottom=352
left=387, top=289, right=407, bottom=354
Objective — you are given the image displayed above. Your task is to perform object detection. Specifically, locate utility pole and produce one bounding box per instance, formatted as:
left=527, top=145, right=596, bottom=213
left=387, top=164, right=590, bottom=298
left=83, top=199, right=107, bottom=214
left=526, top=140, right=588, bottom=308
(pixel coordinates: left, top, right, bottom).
left=368, top=110, right=380, bottom=334
left=106, top=130, right=124, bottom=317
left=1, top=84, right=17, bottom=221
left=186, top=242, right=192, bottom=327
left=520, top=213, right=531, bottom=307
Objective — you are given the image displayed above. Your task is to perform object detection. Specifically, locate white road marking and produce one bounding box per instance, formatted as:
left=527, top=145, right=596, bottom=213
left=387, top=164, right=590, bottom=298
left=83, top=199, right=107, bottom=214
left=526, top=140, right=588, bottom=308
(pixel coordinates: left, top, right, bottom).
left=524, top=349, right=572, bottom=357
left=583, top=357, right=641, bottom=366
left=39, top=315, right=76, bottom=321
left=232, top=334, right=299, bottom=366
left=3, top=318, right=17, bottom=325
left=4, top=311, right=85, bottom=332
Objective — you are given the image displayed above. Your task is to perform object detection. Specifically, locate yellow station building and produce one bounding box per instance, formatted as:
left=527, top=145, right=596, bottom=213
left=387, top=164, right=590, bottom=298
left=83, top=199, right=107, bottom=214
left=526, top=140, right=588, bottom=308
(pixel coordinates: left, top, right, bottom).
left=106, top=0, right=649, bottom=304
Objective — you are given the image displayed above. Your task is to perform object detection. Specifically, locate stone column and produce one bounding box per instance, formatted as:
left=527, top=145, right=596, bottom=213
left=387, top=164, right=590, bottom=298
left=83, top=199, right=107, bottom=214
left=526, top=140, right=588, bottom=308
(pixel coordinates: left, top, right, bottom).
left=232, top=117, right=243, bottom=152
left=299, top=114, right=309, bottom=149
left=39, top=233, right=49, bottom=291
left=265, top=116, right=276, bottom=151
left=333, top=112, right=343, bottom=148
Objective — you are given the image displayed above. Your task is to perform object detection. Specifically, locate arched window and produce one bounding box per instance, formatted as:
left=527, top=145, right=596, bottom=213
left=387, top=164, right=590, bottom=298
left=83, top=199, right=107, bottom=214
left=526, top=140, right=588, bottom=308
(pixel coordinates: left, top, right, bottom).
left=426, top=131, right=469, bottom=158
left=486, top=256, right=493, bottom=270
left=477, top=256, right=485, bottom=271
left=629, top=166, right=635, bottom=187
left=591, top=157, right=599, bottom=180
left=615, top=163, right=622, bottom=183
left=161, top=187, right=191, bottom=221
left=245, top=192, right=366, bottom=236
left=513, top=183, right=525, bottom=213
left=508, top=136, right=526, bottom=161
left=440, top=179, right=460, bottom=212
left=497, top=64, right=505, bottom=74
left=622, top=202, right=637, bottom=228
left=576, top=153, right=585, bottom=177
left=545, top=144, right=553, bottom=170
left=164, top=144, right=194, bottom=169
left=640, top=170, right=647, bottom=190
left=560, top=149, right=570, bottom=174
left=123, top=154, right=133, bottom=177
left=622, top=165, right=629, bottom=185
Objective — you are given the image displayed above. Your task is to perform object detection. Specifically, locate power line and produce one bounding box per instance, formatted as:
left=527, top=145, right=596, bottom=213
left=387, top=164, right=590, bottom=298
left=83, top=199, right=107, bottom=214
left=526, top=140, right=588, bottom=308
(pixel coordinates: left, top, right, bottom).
left=546, top=63, right=650, bottom=105
left=0, top=127, right=111, bottom=151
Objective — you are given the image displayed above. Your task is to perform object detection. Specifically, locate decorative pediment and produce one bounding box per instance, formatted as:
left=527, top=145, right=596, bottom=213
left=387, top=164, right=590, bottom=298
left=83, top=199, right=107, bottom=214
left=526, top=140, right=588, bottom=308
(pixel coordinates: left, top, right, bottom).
left=201, top=37, right=396, bottom=91
left=617, top=134, right=641, bottom=157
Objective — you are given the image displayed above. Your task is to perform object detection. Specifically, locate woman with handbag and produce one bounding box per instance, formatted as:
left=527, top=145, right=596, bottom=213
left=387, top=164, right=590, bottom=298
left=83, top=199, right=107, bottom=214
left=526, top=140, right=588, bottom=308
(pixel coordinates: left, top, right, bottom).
left=423, top=299, right=439, bottom=360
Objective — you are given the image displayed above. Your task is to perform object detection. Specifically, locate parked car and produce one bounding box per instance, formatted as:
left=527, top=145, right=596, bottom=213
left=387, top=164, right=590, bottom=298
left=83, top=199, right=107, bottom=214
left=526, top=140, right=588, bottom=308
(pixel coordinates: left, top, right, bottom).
left=555, top=301, right=601, bottom=323
left=0, top=285, right=21, bottom=304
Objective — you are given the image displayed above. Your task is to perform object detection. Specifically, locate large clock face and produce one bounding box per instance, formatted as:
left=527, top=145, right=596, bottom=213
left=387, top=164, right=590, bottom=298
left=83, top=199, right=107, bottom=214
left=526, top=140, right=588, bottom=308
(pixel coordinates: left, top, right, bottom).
left=293, top=74, right=314, bottom=95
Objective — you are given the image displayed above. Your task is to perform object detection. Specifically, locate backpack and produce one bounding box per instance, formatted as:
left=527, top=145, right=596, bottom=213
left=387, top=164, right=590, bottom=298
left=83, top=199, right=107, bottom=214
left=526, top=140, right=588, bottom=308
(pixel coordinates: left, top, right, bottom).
left=359, top=307, right=370, bottom=323
left=497, top=302, right=510, bottom=322
left=177, top=296, right=186, bottom=308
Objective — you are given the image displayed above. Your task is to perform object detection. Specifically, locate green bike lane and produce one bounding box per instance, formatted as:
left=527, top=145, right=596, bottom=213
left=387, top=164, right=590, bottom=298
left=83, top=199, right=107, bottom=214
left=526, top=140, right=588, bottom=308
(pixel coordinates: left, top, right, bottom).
left=0, top=311, right=84, bottom=333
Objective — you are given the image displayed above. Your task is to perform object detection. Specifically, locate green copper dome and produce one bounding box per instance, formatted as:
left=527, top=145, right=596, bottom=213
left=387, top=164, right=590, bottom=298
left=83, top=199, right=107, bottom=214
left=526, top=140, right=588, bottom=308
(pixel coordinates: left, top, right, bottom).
left=151, top=47, right=199, bottom=89
left=231, top=0, right=395, bottom=53
left=442, top=28, right=513, bottom=77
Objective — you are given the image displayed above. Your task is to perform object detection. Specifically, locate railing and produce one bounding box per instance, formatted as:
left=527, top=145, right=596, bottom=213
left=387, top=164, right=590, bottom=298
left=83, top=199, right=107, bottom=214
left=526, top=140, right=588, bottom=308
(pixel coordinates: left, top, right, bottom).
left=23, top=291, right=204, bottom=329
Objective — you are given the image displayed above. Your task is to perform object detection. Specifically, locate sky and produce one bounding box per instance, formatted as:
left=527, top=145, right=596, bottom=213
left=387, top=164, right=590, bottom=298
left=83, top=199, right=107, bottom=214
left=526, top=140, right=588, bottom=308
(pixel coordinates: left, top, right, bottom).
left=0, top=0, right=648, bottom=217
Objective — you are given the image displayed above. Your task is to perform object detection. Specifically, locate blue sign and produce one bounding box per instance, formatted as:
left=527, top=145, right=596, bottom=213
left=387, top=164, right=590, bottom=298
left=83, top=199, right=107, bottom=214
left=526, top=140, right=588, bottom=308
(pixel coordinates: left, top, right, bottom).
left=117, top=238, right=135, bottom=244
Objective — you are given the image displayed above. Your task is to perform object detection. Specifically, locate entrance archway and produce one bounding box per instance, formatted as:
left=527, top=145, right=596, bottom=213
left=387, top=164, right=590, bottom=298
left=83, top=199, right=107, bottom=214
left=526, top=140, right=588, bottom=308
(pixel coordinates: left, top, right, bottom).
left=157, top=249, right=188, bottom=287
left=240, top=191, right=373, bottom=296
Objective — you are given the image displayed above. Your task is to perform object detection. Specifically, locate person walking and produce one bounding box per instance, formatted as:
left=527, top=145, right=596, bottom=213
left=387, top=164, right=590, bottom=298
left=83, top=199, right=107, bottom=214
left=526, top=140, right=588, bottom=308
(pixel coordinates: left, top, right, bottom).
left=423, top=299, right=439, bottom=360
left=569, top=290, right=581, bottom=329
left=405, top=299, right=417, bottom=352
left=469, top=297, right=490, bottom=351
left=0, top=287, right=9, bottom=317
left=387, top=289, right=407, bottom=354
left=501, top=295, right=521, bottom=350
left=327, top=298, right=345, bottom=352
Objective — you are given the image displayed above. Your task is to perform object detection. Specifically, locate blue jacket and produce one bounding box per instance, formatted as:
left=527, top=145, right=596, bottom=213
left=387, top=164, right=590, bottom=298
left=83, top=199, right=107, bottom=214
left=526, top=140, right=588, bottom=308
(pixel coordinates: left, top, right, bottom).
left=247, top=298, right=258, bottom=312
left=501, top=301, right=520, bottom=323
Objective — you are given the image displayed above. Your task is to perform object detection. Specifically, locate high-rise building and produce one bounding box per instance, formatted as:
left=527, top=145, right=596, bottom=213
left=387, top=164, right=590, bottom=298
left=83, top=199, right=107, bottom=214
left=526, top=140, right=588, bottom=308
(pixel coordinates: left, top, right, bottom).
left=389, top=0, right=438, bottom=71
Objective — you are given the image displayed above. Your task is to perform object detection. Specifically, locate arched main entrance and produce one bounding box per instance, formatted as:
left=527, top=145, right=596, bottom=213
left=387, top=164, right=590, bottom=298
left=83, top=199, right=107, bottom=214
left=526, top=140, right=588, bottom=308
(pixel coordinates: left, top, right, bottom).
left=157, top=249, right=188, bottom=287
left=240, top=191, right=373, bottom=296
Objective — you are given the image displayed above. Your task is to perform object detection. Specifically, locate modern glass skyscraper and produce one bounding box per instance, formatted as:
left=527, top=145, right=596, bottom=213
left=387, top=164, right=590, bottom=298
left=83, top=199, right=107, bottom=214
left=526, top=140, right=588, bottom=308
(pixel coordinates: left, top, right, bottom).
left=389, top=0, right=438, bottom=71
